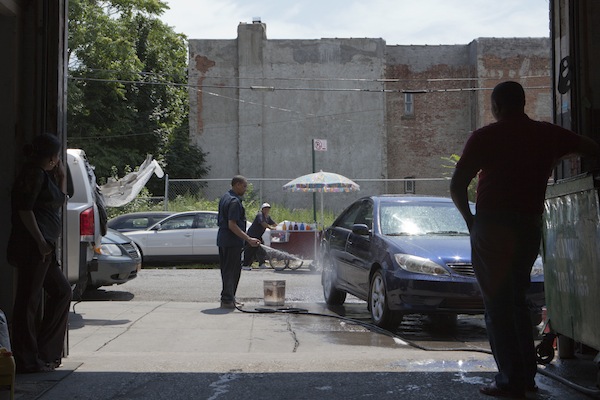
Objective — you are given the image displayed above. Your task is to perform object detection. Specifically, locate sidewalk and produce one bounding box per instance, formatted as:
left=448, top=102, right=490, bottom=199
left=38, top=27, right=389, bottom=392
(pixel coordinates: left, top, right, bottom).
left=10, top=300, right=598, bottom=400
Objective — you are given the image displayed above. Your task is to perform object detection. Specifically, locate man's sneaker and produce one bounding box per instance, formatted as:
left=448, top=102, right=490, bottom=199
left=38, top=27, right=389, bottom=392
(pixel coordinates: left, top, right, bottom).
left=241, top=266, right=252, bottom=271
left=258, top=264, right=269, bottom=269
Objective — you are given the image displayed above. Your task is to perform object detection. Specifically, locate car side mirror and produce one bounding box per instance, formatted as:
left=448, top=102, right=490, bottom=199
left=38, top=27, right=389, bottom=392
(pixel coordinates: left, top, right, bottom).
left=352, top=223, right=370, bottom=236
left=152, top=224, right=162, bottom=231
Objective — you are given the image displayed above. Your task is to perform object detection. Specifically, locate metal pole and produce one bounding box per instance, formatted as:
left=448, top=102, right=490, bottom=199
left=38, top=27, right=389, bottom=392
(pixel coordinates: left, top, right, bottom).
left=164, top=174, right=169, bottom=211
left=312, top=139, right=317, bottom=223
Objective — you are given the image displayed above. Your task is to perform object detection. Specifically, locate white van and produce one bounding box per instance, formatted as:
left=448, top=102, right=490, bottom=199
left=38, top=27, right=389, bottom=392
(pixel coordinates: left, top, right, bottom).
left=65, top=149, right=107, bottom=291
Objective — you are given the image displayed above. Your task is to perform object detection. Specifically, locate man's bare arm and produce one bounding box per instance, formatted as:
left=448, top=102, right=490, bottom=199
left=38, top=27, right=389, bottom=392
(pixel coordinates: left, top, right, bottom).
left=450, top=168, right=476, bottom=232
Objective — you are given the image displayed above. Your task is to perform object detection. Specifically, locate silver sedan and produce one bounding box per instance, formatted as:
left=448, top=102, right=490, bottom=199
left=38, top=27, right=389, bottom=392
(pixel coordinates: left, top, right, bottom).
left=123, top=211, right=220, bottom=265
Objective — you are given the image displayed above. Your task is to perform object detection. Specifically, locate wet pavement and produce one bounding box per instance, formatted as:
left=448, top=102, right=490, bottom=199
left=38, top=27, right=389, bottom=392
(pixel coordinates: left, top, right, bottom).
left=6, top=268, right=600, bottom=399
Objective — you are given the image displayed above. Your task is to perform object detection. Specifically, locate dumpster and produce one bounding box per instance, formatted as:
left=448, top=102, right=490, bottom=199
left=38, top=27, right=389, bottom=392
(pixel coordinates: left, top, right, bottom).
left=543, top=172, right=600, bottom=352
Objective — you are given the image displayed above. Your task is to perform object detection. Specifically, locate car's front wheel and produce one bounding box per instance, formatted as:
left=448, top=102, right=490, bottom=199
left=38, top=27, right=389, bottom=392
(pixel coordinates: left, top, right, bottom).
left=322, top=256, right=346, bottom=305
left=369, top=270, right=402, bottom=330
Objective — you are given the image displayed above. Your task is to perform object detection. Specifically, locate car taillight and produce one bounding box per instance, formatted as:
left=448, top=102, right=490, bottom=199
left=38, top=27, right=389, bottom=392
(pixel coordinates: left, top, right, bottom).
left=80, top=207, right=95, bottom=240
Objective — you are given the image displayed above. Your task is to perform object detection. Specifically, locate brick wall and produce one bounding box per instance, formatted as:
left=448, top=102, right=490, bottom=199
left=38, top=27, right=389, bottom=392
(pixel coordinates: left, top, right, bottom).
left=384, top=38, right=550, bottom=196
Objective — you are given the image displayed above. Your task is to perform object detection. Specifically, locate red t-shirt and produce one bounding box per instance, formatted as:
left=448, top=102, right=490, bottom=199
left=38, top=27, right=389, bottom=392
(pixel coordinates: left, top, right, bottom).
left=456, top=113, right=581, bottom=215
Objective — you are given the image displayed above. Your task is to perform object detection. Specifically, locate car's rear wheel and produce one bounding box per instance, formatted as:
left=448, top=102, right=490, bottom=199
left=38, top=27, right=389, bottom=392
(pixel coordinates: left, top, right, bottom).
left=322, top=256, right=346, bottom=305
left=369, top=270, right=402, bottom=330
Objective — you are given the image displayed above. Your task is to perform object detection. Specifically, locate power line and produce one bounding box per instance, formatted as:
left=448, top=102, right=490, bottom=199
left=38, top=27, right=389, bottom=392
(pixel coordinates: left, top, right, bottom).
left=68, top=75, right=550, bottom=94
left=67, top=71, right=551, bottom=136
left=70, top=68, right=550, bottom=83
left=67, top=131, right=158, bottom=140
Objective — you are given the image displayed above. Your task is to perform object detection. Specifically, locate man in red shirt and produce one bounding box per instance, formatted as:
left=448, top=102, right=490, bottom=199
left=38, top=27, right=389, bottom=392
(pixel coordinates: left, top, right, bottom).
left=450, top=81, right=600, bottom=399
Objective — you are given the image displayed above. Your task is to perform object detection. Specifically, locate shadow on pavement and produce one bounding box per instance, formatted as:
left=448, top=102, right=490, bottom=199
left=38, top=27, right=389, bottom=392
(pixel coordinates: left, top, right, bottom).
left=16, top=369, right=596, bottom=400
left=68, top=311, right=131, bottom=330
left=79, top=289, right=135, bottom=302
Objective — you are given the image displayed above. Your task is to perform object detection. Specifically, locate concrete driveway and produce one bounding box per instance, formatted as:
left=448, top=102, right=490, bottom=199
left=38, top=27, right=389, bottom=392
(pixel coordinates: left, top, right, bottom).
left=11, top=269, right=599, bottom=400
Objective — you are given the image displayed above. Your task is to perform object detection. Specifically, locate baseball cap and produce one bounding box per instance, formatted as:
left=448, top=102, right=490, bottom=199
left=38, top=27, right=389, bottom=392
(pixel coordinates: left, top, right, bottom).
left=261, top=202, right=271, bottom=209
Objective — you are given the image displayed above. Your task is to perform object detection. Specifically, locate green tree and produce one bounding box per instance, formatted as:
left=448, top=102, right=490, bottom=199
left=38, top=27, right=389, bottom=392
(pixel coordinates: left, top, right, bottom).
left=67, top=0, right=206, bottom=188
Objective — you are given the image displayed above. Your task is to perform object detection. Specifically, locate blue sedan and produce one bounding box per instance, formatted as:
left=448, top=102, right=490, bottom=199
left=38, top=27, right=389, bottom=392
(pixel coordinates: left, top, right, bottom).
left=320, top=195, right=545, bottom=329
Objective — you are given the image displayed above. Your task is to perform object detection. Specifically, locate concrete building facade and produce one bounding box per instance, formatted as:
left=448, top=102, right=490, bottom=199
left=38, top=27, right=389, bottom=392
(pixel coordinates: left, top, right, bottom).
left=188, top=22, right=550, bottom=212
left=384, top=38, right=552, bottom=195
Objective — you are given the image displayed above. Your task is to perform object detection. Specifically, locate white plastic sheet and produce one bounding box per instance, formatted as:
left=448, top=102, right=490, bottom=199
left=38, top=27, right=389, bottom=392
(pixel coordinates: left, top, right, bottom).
left=100, top=155, right=164, bottom=207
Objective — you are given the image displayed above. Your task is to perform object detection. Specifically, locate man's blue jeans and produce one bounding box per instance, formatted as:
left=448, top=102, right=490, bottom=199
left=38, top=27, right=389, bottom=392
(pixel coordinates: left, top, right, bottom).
left=471, top=211, right=541, bottom=392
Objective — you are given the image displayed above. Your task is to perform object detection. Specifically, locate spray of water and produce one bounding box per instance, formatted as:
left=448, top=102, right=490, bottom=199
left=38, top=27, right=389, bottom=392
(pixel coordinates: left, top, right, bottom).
left=260, top=244, right=303, bottom=261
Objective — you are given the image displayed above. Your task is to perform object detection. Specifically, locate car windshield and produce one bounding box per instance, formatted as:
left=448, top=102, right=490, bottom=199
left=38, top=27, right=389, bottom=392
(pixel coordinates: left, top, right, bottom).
left=379, top=201, right=470, bottom=236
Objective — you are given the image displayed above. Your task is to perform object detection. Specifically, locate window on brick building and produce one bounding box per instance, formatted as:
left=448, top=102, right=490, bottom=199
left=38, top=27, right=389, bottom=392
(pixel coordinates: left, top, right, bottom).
left=404, top=177, right=415, bottom=194
left=404, top=93, right=414, bottom=116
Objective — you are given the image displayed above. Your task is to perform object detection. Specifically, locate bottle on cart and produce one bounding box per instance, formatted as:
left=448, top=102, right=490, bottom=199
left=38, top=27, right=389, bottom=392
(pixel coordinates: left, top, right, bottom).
left=288, top=222, right=294, bottom=230
left=282, top=222, right=287, bottom=231
left=294, top=222, right=298, bottom=230
left=300, top=222, right=305, bottom=230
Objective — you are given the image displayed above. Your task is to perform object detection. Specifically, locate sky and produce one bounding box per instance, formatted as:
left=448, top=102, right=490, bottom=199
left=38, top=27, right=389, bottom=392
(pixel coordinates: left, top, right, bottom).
left=161, top=0, right=551, bottom=45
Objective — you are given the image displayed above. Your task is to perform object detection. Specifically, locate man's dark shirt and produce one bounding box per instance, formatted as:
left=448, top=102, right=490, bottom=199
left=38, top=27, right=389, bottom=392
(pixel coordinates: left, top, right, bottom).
left=456, top=113, right=581, bottom=215
left=217, top=189, right=246, bottom=247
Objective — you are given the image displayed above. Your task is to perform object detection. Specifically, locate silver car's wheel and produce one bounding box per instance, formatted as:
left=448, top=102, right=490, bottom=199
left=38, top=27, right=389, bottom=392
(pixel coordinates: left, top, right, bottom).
left=369, top=270, right=402, bottom=330
left=322, top=257, right=346, bottom=305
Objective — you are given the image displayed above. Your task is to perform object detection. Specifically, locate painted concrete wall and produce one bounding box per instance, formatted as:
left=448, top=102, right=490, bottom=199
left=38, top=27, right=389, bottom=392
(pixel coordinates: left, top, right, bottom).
left=189, top=24, right=551, bottom=213
left=384, top=38, right=551, bottom=197
left=190, top=22, right=387, bottom=211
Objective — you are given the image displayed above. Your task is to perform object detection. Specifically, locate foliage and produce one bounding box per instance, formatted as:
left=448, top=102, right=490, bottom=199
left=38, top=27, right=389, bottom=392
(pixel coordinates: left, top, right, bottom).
left=67, top=0, right=208, bottom=190
left=441, top=154, right=477, bottom=202
left=107, top=191, right=336, bottom=228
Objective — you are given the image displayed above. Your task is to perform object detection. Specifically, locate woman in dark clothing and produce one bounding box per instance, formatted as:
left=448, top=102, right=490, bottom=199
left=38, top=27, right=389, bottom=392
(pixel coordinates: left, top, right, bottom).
left=9, top=133, right=71, bottom=373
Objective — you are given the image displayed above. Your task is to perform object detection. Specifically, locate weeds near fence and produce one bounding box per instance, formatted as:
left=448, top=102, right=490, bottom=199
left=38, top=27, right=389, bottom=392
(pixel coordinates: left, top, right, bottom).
left=107, top=189, right=336, bottom=227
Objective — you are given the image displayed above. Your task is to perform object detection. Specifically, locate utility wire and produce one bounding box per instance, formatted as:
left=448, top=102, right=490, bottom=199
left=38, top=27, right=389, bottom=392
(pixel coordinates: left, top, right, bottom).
left=70, top=68, right=550, bottom=83
left=66, top=73, right=550, bottom=138
left=69, top=75, right=550, bottom=93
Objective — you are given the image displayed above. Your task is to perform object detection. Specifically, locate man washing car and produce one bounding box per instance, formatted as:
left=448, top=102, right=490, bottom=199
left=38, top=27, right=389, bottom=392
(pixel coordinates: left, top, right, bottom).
left=217, top=176, right=260, bottom=309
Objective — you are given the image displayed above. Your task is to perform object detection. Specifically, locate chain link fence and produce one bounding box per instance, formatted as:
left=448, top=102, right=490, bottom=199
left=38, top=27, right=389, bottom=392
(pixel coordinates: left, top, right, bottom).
left=159, top=176, right=452, bottom=214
